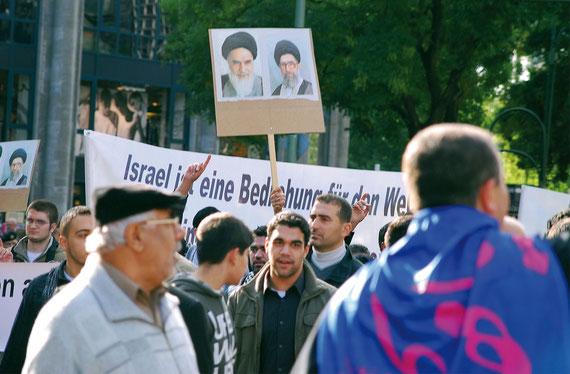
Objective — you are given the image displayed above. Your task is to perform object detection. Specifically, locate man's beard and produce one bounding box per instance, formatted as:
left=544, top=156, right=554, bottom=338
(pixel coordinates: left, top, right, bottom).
left=9, top=171, right=20, bottom=182
left=229, top=71, right=256, bottom=97
left=282, top=71, right=300, bottom=90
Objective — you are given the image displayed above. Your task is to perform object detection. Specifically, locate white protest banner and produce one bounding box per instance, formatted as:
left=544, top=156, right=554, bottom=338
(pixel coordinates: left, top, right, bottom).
left=84, top=130, right=409, bottom=253
left=0, top=263, right=58, bottom=351
left=518, top=185, right=570, bottom=237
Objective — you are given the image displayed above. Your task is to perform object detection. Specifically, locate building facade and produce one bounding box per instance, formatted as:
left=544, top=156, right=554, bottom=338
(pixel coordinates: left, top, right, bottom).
left=0, top=0, right=348, bottom=215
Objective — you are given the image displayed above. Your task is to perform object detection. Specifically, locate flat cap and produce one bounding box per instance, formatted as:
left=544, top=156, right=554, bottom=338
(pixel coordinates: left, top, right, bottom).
left=222, top=31, right=257, bottom=60
left=2, top=231, right=17, bottom=242
left=10, top=148, right=27, bottom=164
left=274, top=40, right=300, bottom=66
left=93, top=184, right=186, bottom=226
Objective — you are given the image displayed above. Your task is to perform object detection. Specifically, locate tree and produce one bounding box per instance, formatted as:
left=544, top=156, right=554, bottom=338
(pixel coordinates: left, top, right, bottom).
left=491, top=4, right=569, bottom=190
left=161, top=0, right=567, bottom=184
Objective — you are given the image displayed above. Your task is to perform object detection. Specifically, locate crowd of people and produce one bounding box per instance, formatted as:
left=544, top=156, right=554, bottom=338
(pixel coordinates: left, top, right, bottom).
left=0, top=123, right=568, bottom=373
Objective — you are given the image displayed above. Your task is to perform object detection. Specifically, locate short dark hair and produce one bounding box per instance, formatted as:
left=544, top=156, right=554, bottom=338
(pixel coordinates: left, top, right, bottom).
left=60, top=206, right=91, bottom=238
left=348, top=244, right=369, bottom=256
left=378, top=221, right=391, bottom=249
left=354, top=253, right=372, bottom=264
left=385, top=214, right=413, bottom=247
left=196, top=212, right=253, bottom=265
left=267, top=211, right=311, bottom=246
left=27, top=199, right=59, bottom=225
left=547, top=217, right=570, bottom=240
left=315, top=194, right=352, bottom=223
left=547, top=209, right=570, bottom=231
left=193, top=206, right=219, bottom=228
left=253, top=225, right=267, bottom=238
left=402, top=124, right=501, bottom=210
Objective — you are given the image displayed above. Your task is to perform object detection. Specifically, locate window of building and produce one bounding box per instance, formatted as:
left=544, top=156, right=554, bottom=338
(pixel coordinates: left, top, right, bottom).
left=0, top=19, right=9, bottom=42
left=0, top=0, right=9, bottom=15
left=13, top=20, right=33, bottom=44
left=11, top=73, right=30, bottom=126
left=15, top=0, right=37, bottom=20
left=83, top=0, right=167, bottom=60
left=80, top=81, right=171, bottom=149
left=0, top=70, right=6, bottom=138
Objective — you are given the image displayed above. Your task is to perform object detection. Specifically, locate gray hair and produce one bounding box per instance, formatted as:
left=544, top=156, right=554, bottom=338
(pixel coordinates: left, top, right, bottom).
left=86, top=210, right=155, bottom=254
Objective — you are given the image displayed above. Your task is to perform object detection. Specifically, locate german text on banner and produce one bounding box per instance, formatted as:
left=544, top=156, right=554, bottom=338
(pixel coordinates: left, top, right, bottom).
left=0, top=263, right=58, bottom=350
left=84, top=131, right=409, bottom=253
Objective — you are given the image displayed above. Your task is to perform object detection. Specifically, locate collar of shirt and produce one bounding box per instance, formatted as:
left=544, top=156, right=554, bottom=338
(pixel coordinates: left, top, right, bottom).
left=25, top=236, right=54, bottom=261
left=311, top=242, right=347, bottom=270
left=263, top=268, right=305, bottom=296
left=101, top=260, right=166, bottom=327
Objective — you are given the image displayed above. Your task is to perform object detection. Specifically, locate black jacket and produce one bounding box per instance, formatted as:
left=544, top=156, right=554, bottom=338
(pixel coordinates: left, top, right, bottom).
left=167, top=284, right=214, bottom=374
left=0, top=261, right=69, bottom=373
left=306, top=248, right=362, bottom=288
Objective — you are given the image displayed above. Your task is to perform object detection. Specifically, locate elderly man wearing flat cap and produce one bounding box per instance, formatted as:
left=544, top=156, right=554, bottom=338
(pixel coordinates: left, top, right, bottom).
left=1, top=148, right=28, bottom=186
left=23, top=185, right=200, bottom=373
left=221, top=31, right=263, bottom=98
left=272, top=40, right=313, bottom=97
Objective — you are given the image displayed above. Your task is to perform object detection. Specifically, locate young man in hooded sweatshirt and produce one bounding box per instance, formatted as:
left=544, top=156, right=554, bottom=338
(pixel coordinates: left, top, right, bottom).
left=171, top=212, right=253, bottom=374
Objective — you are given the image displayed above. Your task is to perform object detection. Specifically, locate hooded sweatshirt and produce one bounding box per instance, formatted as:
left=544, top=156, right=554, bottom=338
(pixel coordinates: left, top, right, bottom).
left=171, top=274, right=236, bottom=374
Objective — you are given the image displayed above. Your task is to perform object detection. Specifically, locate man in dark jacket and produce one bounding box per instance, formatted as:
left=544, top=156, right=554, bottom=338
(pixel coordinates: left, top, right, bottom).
left=228, top=211, right=336, bottom=373
left=293, top=124, right=570, bottom=373
left=172, top=212, right=252, bottom=374
left=306, top=194, right=363, bottom=288
left=11, top=199, right=64, bottom=263
left=0, top=206, right=94, bottom=373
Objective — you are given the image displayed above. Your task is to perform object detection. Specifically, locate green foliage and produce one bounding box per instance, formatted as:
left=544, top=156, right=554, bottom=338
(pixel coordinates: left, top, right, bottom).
left=490, top=3, right=569, bottom=191
left=162, top=0, right=569, bottom=189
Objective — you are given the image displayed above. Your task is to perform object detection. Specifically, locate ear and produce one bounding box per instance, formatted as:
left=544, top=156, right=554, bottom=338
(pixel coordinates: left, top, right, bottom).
left=59, top=235, right=68, bottom=252
left=49, top=223, right=57, bottom=235
left=124, top=222, right=144, bottom=252
left=342, top=222, right=352, bottom=237
left=303, top=243, right=310, bottom=259
left=476, top=178, right=499, bottom=217
left=227, top=247, right=240, bottom=265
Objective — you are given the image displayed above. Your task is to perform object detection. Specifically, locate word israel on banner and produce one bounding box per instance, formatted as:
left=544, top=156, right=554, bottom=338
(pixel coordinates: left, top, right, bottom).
left=0, top=263, right=58, bottom=350
left=84, top=130, right=409, bottom=254
left=518, top=185, right=570, bottom=237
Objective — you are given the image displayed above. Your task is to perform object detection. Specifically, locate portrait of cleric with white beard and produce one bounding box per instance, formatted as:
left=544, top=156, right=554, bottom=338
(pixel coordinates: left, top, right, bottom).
left=220, top=31, right=263, bottom=98
left=271, top=40, right=313, bottom=97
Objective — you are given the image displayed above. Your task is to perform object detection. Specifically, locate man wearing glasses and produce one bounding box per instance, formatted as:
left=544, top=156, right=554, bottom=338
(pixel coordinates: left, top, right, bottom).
left=23, top=185, right=200, bottom=373
left=8, top=199, right=64, bottom=263
left=272, top=40, right=313, bottom=97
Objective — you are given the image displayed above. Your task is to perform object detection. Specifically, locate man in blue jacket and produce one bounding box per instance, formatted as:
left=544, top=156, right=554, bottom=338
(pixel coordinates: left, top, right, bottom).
left=294, top=123, right=570, bottom=373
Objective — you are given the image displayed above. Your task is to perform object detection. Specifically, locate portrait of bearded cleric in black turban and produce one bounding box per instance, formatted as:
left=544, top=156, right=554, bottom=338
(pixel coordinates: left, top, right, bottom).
left=271, top=40, right=313, bottom=97
left=220, top=31, right=263, bottom=98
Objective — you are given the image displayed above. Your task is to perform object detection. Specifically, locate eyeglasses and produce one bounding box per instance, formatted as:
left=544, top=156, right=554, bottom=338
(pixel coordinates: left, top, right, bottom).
left=280, top=61, right=298, bottom=69
left=139, top=217, right=180, bottom=227
left=26, top=218, right=49, bottom=226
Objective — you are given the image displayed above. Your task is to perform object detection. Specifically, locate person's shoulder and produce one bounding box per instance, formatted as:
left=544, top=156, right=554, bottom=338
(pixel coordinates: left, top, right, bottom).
left=272, top=84, right=282, bottom=95
left=35, top=279, right=93, bottom=328
left=316, top=277, right=337, bottom=297
left=26, top=268, right=54, bottom=291
left=221, top=74, right=229, bottom=87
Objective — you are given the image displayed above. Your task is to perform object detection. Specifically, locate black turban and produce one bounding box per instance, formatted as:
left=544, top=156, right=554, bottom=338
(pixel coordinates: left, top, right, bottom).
left=274, top=40, right=301, bottom=66
left=221, top=32, right=257, bottom=60
left=10, top=148, right=27, bottom=165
